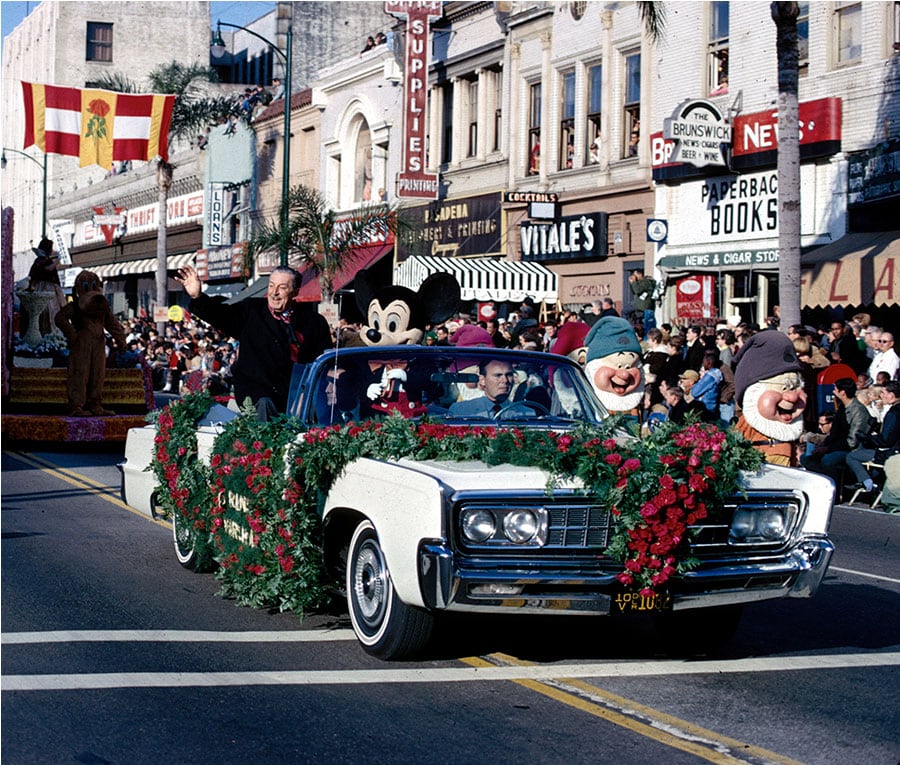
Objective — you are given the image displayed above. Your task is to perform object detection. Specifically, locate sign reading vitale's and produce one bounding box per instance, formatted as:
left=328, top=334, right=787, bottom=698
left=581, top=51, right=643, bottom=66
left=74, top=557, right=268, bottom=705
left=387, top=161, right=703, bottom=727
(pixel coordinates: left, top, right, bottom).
left=520, top=213, right=608, bottom=262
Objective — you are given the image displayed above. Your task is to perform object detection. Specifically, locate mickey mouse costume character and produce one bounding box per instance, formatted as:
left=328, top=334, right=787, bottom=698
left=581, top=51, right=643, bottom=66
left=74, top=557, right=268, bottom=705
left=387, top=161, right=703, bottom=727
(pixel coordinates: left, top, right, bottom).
left=733, top=331, right=807, bottom=466
left=55, top=270, right=127, bottom=417
left=583, top=316, right=645, bottom=418
left=353, top=268, right=460, bottom=416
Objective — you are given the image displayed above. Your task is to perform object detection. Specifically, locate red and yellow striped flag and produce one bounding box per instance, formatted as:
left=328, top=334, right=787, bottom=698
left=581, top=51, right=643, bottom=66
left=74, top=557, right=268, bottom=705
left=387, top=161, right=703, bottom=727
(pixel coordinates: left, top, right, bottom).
left=21, top=82, right=175, bottom=169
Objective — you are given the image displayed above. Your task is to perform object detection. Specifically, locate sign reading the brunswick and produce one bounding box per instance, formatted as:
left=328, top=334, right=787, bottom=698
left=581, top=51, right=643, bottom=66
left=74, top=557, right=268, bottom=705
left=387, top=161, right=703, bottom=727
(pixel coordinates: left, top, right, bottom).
left=386, top=1, right=442, bottom=199
left=663, top=99, right=730, bottom=168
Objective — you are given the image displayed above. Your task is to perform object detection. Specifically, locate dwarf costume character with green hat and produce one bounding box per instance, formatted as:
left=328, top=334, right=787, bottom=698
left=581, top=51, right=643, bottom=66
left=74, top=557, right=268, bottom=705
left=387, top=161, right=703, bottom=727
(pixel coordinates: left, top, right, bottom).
left=584, top=316, right=645, bottom=418
left=733, top=331, right=807, bottom=467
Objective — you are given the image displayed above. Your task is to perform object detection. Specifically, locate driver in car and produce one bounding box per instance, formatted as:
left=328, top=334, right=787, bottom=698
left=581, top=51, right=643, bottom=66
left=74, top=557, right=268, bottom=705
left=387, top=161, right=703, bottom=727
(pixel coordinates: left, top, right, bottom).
left=448, top=359, right=533, bottom=418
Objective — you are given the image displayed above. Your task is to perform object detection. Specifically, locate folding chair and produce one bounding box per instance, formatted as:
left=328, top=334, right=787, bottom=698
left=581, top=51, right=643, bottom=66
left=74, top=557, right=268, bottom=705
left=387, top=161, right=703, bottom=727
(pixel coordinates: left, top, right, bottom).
left=847, top=461, right=885, bottom=508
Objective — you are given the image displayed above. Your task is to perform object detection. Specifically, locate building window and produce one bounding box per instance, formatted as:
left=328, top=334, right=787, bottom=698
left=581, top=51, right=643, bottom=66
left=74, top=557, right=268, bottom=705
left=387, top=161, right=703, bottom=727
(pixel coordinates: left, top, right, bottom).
left=708, top=1, right=729, bottom=96
left=586, top=63, right=602, bottom=164
left=354, top=121, right=373, bottom=203
left=559, top=70, right=575, bottom=169
left=797, top=2, right=810, bottom=68
left=467, top=79, right=479, bottom=158
left=441, top=82, right=454, bottom=165
left=528, top=82, right=541, bottom=175
left=493, top=70, right=503, bottom=152
left=86, top=22, right=113, bottom=62
left=892, top=1, right=900, bottom=54
left=570, top=1, right=587, bottom=21
left=835, top=1, right=862, bottom=65
left=623, top=53, right=640, bottom=159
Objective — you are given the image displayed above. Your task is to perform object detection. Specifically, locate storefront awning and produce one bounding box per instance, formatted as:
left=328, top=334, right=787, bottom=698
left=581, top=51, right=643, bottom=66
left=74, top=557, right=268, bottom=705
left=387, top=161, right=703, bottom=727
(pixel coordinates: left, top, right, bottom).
left=801, top=230, right=899, bottom=308
left=89, top=252, right=196, bottom=280
left=394, top=255, right=557, bottom=303
left=295, top=243, right=393, bottom=302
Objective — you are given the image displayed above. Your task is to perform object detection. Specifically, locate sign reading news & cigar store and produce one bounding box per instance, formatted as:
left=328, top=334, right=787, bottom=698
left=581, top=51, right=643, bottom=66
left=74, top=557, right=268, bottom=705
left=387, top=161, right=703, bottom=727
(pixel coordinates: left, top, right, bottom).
left=386, top=1, right=442, bottom=199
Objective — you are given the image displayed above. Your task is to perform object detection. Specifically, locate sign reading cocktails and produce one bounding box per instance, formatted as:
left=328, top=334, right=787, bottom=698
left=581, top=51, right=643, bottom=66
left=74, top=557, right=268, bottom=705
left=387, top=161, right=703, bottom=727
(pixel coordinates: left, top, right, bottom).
left=385, top=0, right=442, bottom=199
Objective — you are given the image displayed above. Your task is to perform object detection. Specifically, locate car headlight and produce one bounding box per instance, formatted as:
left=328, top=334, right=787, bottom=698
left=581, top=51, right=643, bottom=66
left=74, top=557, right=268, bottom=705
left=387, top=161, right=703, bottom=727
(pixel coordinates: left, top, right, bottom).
left=729, top=505, right=791, bottom=543
left=459, top=506, right=548, bottom=546
left=758, top=508, right=786, bottom=539
left=503, top=509, right=539, bottom=543
left=461, top=509, right=495, bottom=543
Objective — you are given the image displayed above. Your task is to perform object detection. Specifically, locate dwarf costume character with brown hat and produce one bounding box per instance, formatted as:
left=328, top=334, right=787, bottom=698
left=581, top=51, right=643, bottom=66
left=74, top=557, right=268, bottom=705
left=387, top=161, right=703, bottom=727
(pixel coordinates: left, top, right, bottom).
left=733, top=331, right=807, bottom=466
left=55, top=270, right=127, bottom=417
left=583, top=316, right=644, bottom=419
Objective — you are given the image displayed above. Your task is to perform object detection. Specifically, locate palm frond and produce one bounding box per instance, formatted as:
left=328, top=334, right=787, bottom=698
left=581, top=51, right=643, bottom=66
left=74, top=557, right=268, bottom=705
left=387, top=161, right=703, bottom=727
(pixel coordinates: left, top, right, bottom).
left=89, top=72, right=140, bottom=94
left=637, top=1, right=666, bottom=43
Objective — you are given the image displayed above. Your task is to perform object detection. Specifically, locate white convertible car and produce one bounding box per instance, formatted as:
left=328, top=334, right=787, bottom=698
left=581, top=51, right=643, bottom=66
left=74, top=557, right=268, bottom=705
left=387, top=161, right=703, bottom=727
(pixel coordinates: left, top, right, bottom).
left=121, top=346, right=835, bottom=660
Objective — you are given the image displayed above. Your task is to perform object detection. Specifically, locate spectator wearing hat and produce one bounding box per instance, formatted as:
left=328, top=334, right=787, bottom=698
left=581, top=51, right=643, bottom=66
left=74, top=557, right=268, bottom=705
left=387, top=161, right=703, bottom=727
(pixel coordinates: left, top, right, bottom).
left=662, top=381, right=707, bottom=424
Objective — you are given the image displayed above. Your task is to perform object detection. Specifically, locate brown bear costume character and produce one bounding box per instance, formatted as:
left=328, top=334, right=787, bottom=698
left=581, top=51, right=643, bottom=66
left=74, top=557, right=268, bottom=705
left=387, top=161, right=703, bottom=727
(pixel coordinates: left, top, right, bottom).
left=55, top=270, right=127, bottom=417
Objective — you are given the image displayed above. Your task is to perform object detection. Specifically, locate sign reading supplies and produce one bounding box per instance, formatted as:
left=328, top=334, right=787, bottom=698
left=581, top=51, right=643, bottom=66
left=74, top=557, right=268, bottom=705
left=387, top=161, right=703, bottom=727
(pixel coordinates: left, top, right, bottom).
left=386, top=1, right=442, bottom=199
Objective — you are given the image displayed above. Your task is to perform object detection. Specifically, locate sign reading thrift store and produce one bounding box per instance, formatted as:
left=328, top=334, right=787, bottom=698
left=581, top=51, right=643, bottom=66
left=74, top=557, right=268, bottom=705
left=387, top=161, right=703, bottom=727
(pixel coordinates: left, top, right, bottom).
left=385, top=0, right=442, bottom=199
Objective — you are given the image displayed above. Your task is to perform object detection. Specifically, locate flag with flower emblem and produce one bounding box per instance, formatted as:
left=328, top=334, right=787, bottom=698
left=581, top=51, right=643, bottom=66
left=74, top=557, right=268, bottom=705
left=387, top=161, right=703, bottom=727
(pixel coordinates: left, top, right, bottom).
left=21, top=82, right=175, bottom=169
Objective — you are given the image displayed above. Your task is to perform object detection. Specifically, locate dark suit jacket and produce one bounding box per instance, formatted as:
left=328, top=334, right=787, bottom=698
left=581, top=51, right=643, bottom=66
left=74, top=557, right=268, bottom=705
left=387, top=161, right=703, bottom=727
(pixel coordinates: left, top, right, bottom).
left=189, top=294, right=331, bottom=412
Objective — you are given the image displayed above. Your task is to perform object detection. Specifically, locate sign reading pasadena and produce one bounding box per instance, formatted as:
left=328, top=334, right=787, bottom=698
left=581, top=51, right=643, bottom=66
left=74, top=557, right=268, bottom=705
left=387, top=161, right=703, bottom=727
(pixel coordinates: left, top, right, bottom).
left=386, top=1, right=442, bottom=199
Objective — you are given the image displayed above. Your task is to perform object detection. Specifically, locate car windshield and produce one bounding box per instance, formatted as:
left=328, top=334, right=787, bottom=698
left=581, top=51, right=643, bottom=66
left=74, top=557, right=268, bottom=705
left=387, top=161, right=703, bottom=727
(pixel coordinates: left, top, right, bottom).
left=290, top=346, right=608, bottom=428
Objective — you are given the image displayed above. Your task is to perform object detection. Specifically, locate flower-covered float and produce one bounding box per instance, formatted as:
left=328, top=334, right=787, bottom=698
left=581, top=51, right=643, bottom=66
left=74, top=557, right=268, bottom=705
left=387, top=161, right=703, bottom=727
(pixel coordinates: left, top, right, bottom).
left=121, top=345, right=836, bottom=659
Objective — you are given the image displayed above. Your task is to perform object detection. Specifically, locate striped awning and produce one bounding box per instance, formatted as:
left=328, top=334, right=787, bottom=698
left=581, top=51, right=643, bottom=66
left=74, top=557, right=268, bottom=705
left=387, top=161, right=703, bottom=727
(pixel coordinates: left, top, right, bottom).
left=802, top=230, right=900, bottom=308
left=88, top=252, right=196, bottom=280
left=394, top=255, right=557, bottom=303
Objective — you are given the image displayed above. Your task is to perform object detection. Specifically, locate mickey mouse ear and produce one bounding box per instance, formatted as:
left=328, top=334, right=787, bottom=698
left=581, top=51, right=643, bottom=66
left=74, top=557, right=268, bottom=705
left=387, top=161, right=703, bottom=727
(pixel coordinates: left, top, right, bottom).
left=419, top=272, right=461, bottom=325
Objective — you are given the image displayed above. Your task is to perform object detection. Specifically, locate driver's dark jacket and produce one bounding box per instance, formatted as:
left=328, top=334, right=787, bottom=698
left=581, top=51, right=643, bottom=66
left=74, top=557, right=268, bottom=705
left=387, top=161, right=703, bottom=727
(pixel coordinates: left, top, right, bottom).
left=188, top=294, right=331, bottom=412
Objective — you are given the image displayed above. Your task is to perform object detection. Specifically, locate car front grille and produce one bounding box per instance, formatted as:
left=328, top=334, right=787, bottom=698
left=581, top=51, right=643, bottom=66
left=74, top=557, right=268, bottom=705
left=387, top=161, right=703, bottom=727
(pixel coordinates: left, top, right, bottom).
left=546, top=504, right=612, bottom=548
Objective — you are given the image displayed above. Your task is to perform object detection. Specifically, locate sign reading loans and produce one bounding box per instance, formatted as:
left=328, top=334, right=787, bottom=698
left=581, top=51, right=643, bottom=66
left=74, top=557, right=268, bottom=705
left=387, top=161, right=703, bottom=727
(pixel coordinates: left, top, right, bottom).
left=385, top=1, right=442, bottom=199
left=663, top=99, right=730, bottom=168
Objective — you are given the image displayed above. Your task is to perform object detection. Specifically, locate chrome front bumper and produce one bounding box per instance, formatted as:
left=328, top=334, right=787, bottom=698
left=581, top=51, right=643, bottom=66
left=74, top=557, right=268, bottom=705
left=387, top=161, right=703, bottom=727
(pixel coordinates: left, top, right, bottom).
left=417, top=536, right=835, bottom=615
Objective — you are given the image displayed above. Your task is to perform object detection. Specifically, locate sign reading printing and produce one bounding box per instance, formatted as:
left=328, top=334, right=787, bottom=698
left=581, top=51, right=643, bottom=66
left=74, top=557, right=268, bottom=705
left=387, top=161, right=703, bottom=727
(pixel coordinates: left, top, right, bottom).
left=663, top=99, right=730, bottom=168
left=385, top=1, right=442, bottom=199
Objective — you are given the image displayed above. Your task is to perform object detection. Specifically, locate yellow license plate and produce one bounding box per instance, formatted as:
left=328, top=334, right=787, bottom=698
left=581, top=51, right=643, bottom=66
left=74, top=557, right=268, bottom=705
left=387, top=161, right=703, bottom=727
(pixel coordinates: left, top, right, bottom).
left=612, top=591, right=673, bottom=614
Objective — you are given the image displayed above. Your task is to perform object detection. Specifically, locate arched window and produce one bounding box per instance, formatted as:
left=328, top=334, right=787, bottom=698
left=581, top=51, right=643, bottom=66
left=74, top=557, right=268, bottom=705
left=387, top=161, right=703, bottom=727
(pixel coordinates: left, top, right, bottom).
left=354, top=119, right=373, bottom=202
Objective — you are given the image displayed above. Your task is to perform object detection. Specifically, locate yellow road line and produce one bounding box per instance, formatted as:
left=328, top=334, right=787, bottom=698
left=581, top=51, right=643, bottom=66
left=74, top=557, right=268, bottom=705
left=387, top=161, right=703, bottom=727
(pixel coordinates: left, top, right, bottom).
left=3, top=451, right=170, bottom=529
left=461, top=654, right=805, bottom=765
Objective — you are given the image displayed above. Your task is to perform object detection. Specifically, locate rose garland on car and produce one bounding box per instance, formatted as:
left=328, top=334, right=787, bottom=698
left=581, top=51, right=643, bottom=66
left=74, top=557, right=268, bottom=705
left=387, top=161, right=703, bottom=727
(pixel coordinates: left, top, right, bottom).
left=151, top=392, right=217, bottom=568
left=150, top=395, right=762, bottom=613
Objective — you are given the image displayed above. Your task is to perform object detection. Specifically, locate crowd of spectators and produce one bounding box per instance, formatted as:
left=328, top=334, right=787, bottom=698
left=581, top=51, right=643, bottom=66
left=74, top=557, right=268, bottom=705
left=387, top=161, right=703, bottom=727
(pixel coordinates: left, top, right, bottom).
left=117, top=301, right=898, bottom=503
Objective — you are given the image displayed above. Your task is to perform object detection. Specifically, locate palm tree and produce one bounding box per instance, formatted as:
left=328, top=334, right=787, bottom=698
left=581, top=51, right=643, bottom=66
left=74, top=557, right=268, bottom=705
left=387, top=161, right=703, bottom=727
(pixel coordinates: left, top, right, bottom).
left=771, top=2, right=801, bottom=332
left=247, top=184, right=406, bottom=304
left=93, top=64, right=247, bottom=333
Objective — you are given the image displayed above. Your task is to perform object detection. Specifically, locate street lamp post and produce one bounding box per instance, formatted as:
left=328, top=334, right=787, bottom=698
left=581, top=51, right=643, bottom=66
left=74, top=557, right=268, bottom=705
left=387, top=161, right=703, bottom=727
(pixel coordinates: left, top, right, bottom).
left=211, top=20, right=293, bottom=266
left=1, top=147, right=48, bottom=239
